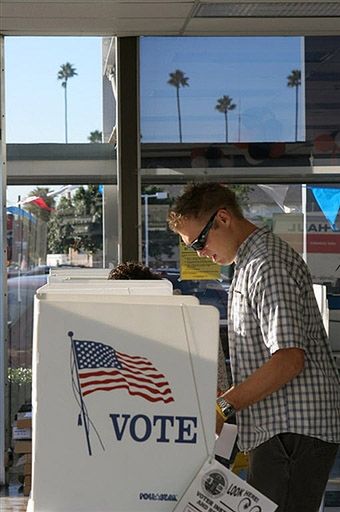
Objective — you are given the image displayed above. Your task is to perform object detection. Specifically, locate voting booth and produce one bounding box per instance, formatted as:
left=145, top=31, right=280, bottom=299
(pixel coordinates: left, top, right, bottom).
left=313, top=284, right=329, bottom=335
left=28, top=279, right=220, bottom=512
left=39, top=278, right=174, bottom=297
left=48, top=267, right=111, bottom=282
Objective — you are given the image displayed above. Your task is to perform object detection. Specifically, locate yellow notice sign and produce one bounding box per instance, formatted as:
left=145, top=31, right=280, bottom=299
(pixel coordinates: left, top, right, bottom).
left=180, top=241, right=220, bottom=280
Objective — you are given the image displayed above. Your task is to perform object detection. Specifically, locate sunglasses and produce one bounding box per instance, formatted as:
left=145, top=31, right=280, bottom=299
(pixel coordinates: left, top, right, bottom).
left=188, top=211, right=218, bottom=251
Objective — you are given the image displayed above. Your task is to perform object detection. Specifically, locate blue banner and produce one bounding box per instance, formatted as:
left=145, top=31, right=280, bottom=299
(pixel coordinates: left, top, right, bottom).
left=6, top=206, right=37, bottom=223
left=309, top=187, right=340, bottom=230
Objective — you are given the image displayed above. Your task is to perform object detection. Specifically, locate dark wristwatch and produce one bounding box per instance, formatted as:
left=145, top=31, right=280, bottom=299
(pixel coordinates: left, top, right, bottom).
left=216, top=396, right=236, bottom=421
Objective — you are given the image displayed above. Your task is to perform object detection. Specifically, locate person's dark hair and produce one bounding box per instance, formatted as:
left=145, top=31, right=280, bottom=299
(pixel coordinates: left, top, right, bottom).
left=108, top=262, right=162, bottom=280
left=167, top=182, right=243, bottom=232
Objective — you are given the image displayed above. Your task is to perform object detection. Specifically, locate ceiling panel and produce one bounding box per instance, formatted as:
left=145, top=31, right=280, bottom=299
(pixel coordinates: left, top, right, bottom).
left=1, top=0, right=340, bottom=36
left=0, top=0, right=193, bottom=35
left=195, top=1, right=340, bottom=17
left=186, top=16, right=340, bottom=35
left=109, top=18, right=187, bottom=33
left=2, top=2, right=193, bottom=19
left=0, top=16, right=186, bottom=36
left=200, top=0, right=340, bottom=4
left=3, top=0, right=186, bottom=3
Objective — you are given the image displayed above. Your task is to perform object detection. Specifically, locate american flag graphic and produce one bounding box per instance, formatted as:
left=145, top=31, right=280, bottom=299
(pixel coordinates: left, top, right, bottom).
left=73, top=339, right=174, bottom=404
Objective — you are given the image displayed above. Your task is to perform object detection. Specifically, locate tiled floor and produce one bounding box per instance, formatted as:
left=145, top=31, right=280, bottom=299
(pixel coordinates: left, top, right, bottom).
left=0, top=496, right=28, bottom=511
left=0, top=490, right=339, bottom=511
left=0, top=484, right=29, bottom=512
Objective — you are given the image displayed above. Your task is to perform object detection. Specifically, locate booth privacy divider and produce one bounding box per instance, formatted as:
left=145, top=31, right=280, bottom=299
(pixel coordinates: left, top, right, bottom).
left=28, top=279, right=219, bottom=512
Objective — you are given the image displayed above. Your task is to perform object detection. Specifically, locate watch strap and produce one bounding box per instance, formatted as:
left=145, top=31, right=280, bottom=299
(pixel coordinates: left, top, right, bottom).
left=216, top=396, right=236, bottom=421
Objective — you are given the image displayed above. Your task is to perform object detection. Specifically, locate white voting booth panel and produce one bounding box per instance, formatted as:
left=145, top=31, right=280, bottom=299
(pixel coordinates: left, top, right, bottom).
left=41, top=278, right=173, bottom=293
left=44, top=279, right=173, bottom=290
left=48, top=268, right=110, bottom=283
left=313, top=284, right=329, bottom=335
left=37, top=286, right=173, bottom=297
left=30, top=294, right=219, bottom=512
left=37, top=279, right=173, bottom=297
left=36, top=293, right=199, bottom=306
left=329, top=309, right=340, bottom=352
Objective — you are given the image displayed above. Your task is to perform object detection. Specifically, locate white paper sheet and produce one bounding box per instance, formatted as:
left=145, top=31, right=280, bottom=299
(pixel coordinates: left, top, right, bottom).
left=215, top=423, right=238, bottom=460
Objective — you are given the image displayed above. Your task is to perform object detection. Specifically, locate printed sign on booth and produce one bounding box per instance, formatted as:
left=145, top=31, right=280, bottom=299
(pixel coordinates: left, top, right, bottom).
left=174, top=458, right=277, bottom=512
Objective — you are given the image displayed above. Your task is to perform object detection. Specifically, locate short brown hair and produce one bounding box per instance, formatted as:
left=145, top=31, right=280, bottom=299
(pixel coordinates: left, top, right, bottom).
left=108, top=262, right=162, bottom=280
left=167, top=182, right=243, bottom=231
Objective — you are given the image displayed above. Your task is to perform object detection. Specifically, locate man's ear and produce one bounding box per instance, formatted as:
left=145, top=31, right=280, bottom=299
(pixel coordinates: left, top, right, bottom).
left=216, top=208, right=231, bottom=225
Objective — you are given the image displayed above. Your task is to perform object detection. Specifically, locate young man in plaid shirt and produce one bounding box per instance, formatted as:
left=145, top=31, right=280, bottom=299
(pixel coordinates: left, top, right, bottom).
left=168, top=182, right=340, bottom=512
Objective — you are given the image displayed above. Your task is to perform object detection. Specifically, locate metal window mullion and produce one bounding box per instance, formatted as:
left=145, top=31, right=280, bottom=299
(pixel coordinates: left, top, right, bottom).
left=116, top=37, right=141, bottom=263
left=0, top=35, right=8, bottom=486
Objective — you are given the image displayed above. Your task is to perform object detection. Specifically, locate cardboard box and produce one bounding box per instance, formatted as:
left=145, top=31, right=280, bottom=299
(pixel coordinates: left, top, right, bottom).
left=12, top=425, right=32, bottom=440
left=14, top=440, right=32, bottom=454
left=24, top=462, right=32, bottom=475
left=24, top=474, right=32, bottom=497
left=16, top=418, right=32, bottom=429
left=17, top=411, right=32, bottom=421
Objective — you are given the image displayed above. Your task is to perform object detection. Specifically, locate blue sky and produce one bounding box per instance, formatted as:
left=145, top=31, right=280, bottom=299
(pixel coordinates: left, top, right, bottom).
left=140, top=36, right=304, bottom=143
left=5, top=36, right=103, bottom=143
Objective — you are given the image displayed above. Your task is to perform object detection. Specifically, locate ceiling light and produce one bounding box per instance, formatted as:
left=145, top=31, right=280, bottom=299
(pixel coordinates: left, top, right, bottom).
left=194, top=2, right=340, bottom=18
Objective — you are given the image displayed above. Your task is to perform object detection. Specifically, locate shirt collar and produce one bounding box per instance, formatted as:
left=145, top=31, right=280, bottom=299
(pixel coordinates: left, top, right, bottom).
left=235, top=226, right=270, bottom=265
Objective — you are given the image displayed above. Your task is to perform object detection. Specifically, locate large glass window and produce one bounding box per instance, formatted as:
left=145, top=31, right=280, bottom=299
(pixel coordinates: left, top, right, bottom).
left=141, top=36, right=340, bottom=180
left=140, top=37, right=304, bottom=144
left=6, top=184, right=104, bottom=435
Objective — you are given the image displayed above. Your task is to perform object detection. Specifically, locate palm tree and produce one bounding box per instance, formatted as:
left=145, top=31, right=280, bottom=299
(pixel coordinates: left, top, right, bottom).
left=287, top=69, right=301, bottom=141
left=215, top=95, right=236, bottom=143
left=57, top=63, right=78, bottom=143
left=167, top=69, right=189, bottom=143
left=88, top=130, right=102, bottom=143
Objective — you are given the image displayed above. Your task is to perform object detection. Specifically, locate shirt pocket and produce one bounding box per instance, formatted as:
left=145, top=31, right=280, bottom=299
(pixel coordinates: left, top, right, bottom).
left=230, top=289, right=247, bottom=336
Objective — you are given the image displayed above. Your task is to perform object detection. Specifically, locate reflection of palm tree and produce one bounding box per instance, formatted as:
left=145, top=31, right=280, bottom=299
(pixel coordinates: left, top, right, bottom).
left=215, top=95, right=236, bottom=143
left=167, top=69, right=189, bottom=143
left=88, top=130, right=102, bottom=143
left=57, top=63, right=78, bottom=143
left=287, top=69, right=301, bottom=141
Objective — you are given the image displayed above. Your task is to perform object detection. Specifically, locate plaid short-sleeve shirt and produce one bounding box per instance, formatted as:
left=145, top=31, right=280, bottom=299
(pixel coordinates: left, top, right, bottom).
left=229, top=227, right=340, bottom=451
